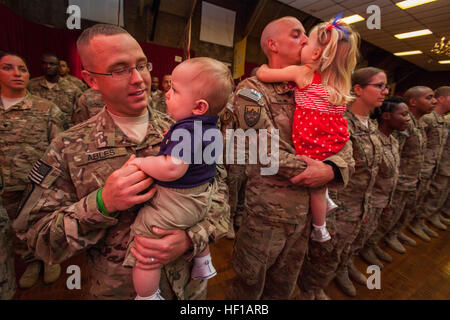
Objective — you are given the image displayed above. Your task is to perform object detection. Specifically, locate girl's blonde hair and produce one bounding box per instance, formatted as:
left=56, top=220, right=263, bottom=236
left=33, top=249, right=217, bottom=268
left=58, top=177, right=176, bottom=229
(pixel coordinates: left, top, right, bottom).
left=310, top=19, right=360, bottom=105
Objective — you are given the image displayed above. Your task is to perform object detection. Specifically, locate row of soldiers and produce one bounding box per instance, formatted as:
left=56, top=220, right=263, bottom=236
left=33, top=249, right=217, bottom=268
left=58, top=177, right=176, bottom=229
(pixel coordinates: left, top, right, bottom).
left=1, top=18, right=449, bottom=300
left=222, top=83, right=450, bottom=299
left=0, top=50, right=174, bottom=297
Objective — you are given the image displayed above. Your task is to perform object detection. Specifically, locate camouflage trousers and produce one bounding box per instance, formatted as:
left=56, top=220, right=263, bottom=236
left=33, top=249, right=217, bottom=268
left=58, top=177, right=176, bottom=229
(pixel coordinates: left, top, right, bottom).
left=297, top=212, right=362, bottom=291
left=226, top=165, right=247, bottom=227
left=420, top=174, right=449, bottom=218
left=387, top=188, right=419, bottom=238
left=0, top=201, right=16, bottom=300
left=412, top=178, right=433, bottom=221
left=350, top=206, right=383, bottom=256
left=227, top=213, right=311, bottom=299
left=2, top=191, right=37, bottom=264
left=365, top=191, right=414, bottom=249
left=443, top=190, right=450, bottom=217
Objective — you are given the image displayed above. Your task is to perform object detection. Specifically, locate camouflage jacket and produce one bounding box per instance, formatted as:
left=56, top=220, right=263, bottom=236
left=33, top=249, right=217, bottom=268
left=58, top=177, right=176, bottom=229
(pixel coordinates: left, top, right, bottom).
left=72, top=88, right=105, bottom=125
left=153, top=94, right=168, bottom=114
left=333, top=111, right=382, bottom=221
left=0, top=92, right=65, bottom=192
left=28, top=76, right=82, bottom=128
left=371, top=131, right=400, bottom=209
left=62, top=74, right=89, bottom=92
left=13, top=107, right=229, bottom=299
left=437, top=114, right=450, bottom=176
left=420, top=111, right=448, bottom=179
left=151, top=89, right=161, bottom=100
left=0, top=160, right=16, bottom=300
left=394, top=111, right=426, bottom=191
left=231, top=77, right=354, bottom=224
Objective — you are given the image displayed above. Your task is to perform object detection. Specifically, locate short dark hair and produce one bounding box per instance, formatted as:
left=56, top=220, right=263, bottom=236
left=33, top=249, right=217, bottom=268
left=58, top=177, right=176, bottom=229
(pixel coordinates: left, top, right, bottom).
left=370, top=96, right=405, bottom=122
left=352, top=67, right=385, bottom=88
left=41, top=53, right=59, bottom=63
left=76, top=24, right=129, bottom=69
left=435, top=86, right=450, bottom=98
left=77, top=24, right=128, bottom=52
left=0, top=51, right=28, bottom=66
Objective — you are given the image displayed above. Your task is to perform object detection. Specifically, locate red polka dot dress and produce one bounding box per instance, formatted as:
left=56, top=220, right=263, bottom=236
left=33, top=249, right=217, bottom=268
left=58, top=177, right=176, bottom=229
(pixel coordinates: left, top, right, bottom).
left=292, top=72, right=349, bottom=161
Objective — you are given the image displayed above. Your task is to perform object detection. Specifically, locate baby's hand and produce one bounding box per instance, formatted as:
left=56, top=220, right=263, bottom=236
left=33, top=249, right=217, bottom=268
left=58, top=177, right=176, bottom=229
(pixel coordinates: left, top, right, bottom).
left=128, top=157, right=143, bottom=169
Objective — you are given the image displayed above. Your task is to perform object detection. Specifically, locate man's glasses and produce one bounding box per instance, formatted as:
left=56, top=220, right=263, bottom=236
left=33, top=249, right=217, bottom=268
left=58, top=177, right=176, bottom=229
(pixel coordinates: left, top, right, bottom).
left=85, top=62, right=152, bottom=79
left=366, top=83, right=390, bottom=92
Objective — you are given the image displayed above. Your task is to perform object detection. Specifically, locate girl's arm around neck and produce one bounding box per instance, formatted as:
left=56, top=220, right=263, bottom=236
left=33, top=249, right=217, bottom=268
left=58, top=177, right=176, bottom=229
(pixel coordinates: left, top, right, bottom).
left=256, top=64, right=315, bottom=89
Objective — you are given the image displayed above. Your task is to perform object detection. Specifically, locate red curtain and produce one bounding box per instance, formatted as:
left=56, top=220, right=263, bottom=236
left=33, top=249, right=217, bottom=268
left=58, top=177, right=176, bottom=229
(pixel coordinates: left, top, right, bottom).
left=0, top=3, right=190, bottom=88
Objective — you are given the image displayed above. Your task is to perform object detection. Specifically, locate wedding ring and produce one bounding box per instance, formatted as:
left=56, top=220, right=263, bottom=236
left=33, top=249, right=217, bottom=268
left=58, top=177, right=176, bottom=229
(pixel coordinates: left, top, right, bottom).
left=151, top=257, right=155, bottom=265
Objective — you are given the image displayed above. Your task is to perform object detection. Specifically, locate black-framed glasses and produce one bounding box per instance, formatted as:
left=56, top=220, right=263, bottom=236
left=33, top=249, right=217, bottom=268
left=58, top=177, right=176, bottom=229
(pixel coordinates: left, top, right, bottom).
left=366, top=83, right=390, bottom=91
left=85, top=62, right=152, bottom=79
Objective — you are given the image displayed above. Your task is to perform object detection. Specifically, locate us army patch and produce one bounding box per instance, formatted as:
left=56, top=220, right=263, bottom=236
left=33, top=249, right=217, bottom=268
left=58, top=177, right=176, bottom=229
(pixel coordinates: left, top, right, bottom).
left=29, top=160, right=61, bottom=188
left=237, top=88, right=263, bottom=104
left=244, top=105, right=261, bottom=127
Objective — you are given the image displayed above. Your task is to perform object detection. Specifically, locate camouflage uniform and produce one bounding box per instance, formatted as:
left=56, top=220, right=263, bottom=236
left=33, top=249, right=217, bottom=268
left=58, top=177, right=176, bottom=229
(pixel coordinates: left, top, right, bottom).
left=154, top=94, right=168, bottom=114
left=442, top=114, right=450, bottom=218
left=298, top=111, right=381, bottom=292
left=414, top=111, right=449, bottom=220
left=28, top=76, right=82, bottom=128
left=387, top=112, right=427, bottom=237
left=13, top=107, right=230, bottom=300
left=360, top=133, right=400, bottom=251
left=226, top=77, right=354, bottom=299
left=219, top=99, right=247, bottom=228
left=72, top=88, right=105, bottom=125
left=0, top=162, right=16, bottom=300
left=62, top=74, right=89, bottom=92
left=0, top=92, right=65, bottom=217
left=151, top=89, right=161, bottom=103
left=1, top=92, right=65, bottom=266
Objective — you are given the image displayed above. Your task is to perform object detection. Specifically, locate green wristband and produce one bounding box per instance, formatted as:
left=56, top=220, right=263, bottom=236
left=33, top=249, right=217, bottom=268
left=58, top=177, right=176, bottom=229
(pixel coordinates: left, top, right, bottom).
left=96, top=188, right=110, bottom=217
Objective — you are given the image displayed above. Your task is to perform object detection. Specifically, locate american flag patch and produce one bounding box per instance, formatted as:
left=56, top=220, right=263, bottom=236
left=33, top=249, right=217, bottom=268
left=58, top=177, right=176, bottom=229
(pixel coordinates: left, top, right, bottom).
left=29, top=160, right=52, bottom=185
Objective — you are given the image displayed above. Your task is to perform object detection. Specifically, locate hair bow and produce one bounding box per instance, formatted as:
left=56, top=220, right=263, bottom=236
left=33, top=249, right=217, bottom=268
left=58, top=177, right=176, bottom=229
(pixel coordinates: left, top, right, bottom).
left=326, top=12, right=349, bottom=40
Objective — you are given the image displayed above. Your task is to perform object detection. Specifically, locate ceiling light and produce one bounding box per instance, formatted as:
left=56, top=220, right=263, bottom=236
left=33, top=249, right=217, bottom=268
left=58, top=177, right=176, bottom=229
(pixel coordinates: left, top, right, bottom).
left=395, top=29, right=432, bottom=39
left=340, top=14, right=365, bottom=25
left=438, top=60, right=450, bottom=64
left=396, top=0, right=437, bottom=10
left=394, top=50, right=423, bottom=56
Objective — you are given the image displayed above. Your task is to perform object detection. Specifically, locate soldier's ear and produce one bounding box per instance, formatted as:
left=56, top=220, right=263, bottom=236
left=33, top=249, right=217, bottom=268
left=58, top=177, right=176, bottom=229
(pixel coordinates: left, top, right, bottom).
left=81, top=70, right=98, bottom=90
left=267, top=39, right=278, bottom=53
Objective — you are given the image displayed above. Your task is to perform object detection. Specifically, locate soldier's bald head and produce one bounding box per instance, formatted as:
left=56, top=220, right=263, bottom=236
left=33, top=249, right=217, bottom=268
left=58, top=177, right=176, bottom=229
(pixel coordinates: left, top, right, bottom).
left=403, top=86, right=430, bottom=105
left=260, top=17, right=303, bottom=57
left=76, top=24, right=129, bottom=69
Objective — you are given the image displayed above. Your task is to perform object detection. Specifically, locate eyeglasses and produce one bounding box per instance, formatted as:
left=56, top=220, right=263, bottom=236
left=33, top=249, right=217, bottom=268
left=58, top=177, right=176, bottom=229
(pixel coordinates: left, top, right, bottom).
left=85, top=62, right=152, bottom=79
left=366, top=83, right=390, bottom=91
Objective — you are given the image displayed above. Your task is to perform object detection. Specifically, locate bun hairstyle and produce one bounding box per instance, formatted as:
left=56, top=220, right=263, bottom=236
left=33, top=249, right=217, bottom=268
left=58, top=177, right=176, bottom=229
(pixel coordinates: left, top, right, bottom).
left=370, top=96, right=405, bottom=123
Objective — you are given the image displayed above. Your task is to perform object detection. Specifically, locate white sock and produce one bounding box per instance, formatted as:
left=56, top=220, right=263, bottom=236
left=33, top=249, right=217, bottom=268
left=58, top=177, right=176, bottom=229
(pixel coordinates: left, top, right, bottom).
left=194, top=253, right=212, bottom=264
left=135, top=289, right=162, bottom=300
left=313, top=222, right=326, bottom=230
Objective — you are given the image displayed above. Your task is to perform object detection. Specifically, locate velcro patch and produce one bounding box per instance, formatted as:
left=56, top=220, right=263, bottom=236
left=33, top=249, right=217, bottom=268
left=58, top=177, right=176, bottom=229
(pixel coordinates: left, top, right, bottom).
left=244, top=105, right=261, bottom=127
left=76, top=147, right=128, bottom=166
left=28, top=160, right=61, bottom=188
left=237, top=88, right=263, bottom=104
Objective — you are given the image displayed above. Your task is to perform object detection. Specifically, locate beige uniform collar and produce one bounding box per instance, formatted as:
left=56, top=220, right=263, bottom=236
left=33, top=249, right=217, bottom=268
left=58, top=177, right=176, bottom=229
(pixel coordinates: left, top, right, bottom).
left=38, top=76, right=64, bottom=90
left=0, top=91, right=33, bottom=111
left=93, top=105, right=170, bottom=149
